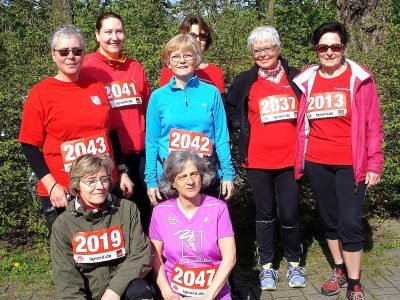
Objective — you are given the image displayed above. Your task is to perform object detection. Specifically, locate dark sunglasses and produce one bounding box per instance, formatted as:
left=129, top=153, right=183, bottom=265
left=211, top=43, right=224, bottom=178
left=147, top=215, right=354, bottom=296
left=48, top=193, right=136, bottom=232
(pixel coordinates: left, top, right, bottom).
left=188, top=32, right=208, bottom=41
left=53, top=48, right=84, bottom=57
left=315, top=44, right=344, bottom=53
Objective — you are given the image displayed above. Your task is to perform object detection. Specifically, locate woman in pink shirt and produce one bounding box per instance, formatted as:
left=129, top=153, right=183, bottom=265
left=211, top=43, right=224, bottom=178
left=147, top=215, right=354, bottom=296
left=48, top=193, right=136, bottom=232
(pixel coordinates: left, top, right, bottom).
left=149, top=150, right=236, bottom=300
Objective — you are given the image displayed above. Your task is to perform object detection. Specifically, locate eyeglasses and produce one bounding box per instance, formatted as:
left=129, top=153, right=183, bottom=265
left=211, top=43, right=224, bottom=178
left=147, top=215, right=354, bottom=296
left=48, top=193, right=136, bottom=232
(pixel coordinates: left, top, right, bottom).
left=315, top=44, right=344, bottom=53
left=170, top=54, right=195, bottom=62
left=188, top=32, right=208, bottom=42
left=81, top=176, right=111, bottom=187
left=53, top=48, right=84, bottom=57
left=252, top=46, right=277, bottom=57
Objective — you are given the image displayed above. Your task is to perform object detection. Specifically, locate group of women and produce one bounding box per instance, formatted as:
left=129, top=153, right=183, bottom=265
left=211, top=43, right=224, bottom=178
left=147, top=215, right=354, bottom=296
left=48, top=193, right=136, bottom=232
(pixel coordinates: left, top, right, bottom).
left=18, top=10, right=382, bottom=300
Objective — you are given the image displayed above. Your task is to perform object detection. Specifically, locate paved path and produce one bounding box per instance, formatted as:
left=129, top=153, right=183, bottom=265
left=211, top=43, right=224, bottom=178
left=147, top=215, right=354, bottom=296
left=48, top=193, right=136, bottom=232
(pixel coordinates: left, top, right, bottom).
left=2, top=265, right=400, bottom=300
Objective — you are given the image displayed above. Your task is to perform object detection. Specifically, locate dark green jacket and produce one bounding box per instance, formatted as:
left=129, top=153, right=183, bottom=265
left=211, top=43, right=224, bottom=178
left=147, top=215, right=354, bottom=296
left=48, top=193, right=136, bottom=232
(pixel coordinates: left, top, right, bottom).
left=50, top=194, right=151, bottom=300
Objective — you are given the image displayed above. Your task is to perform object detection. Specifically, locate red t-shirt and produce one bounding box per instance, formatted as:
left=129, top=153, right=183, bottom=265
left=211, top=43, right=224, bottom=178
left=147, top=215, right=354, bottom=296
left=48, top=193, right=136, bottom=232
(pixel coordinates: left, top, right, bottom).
left=82, top=51, right=151, bottom=154
left=159, top=63, right=225, bottom=93
left=244, top=73, right=298, bottom=169
left=19, top=76, right=114, bottom=196
left=306, top=66, right=352, bottom=165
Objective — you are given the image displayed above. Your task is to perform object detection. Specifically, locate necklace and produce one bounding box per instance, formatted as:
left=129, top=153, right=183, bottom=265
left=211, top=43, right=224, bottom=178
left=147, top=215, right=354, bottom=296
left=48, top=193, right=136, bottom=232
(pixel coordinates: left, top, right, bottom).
left=258, top=60, right=284, bottom=84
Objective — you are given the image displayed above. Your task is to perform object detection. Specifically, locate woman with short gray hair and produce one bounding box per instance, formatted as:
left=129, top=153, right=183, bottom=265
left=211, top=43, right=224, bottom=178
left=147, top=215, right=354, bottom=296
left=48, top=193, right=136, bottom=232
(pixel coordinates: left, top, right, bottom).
left=226, top=25, right=305, bottom=290
left=149, top=150, right=236, bottom=300
left=19, top=24, right=133, bottom=234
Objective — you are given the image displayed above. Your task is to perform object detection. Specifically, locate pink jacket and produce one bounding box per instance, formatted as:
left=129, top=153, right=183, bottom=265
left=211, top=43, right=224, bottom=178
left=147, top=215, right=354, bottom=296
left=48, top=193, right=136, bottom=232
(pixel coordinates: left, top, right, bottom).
left=293, top=59, right=383, bottom=183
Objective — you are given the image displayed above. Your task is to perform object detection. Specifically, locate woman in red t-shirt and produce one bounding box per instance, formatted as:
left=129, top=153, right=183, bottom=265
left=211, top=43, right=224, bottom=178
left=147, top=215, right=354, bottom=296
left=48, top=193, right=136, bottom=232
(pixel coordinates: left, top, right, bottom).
left=159, top=15, right=225, bottom=98
left=19, top=24, right=133, bottom=233
left=226, top=26, right=304, bottom=291
left=81, top=12, right=152, bottom=232
left=293, top=22, right=383, bottom=300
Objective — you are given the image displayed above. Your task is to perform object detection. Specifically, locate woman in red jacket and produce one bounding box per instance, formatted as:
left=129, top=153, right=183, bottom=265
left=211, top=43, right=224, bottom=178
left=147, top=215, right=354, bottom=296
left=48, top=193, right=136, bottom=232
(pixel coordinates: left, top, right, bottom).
left=293, top=22, right=383, bottom=300
left=81, top=12, right=152, bottom=231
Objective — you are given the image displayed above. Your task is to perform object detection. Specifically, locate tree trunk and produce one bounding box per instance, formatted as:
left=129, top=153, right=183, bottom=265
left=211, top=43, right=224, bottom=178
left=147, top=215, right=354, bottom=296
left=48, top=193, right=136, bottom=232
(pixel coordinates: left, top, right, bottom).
left=52, top=0, right=72, bottom=25
left=267, top=0, right=275, bottom=25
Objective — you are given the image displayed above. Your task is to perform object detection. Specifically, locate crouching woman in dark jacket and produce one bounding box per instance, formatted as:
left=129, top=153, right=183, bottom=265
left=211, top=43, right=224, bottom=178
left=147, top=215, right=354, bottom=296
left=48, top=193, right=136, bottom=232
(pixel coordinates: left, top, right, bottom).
left=226, top=26, right=304, bottom=290
left=50, top=154, right=153, bottom=300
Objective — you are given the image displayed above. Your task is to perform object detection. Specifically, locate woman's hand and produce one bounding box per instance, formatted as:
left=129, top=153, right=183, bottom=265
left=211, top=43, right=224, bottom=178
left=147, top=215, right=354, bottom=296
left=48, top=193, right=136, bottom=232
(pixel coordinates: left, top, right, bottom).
left=119, top=173, right=134, bottom=199
left=221, top=180, right=234, bottom=201
left=147, top=187, right=162, bottom=206
left=50, top=183, right=69, bottom=208
left=365, top=171, right=381, bottom=188
left=162, top=290, right=180, bottom=300
left=101, top=288, right=120, bottom=300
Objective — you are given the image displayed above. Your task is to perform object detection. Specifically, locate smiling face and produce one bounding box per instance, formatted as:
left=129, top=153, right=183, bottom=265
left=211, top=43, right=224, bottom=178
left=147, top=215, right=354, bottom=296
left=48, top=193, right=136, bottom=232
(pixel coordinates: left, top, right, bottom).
left=96, top=17, right=125, bottom=59
left=188, top=24, right=207, bottom=53
left=51, top=36, right=84, bottom=82
left=252, top=40, right=280, bottom=70
left=169, top=48, right=196, bottom=83
left=316, top=31, right=345, bottom=73
left=173, top=161, right=202, bottom=201
left=78, top=168, right=110, bottom=208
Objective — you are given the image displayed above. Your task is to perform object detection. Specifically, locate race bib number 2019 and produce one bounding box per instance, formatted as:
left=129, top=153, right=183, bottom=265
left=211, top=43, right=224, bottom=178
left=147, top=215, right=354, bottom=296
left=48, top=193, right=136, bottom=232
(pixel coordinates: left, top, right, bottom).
left=258, top=94, right=298, bottom=123
left=60, top=132, right=110, bottom=172
left=72, top=226, right=126, bottom=264
left=307, top=91, right=347, bottom=119
left=170, top=264, right=218, bottom=298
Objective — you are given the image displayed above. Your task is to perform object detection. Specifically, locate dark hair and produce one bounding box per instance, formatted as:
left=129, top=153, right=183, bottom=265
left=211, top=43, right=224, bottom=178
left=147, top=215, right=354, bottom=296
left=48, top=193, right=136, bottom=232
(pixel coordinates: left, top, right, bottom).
left=94, top=12, right=125, bottom=51
left=312, top=22, right=348, bottom=46
left=179, top=15, right=212, bottom=50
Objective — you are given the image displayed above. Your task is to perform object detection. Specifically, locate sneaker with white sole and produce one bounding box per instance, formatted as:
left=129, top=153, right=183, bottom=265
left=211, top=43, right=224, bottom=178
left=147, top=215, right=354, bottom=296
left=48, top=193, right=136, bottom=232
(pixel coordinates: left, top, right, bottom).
left=259, top=263, right=278, bottom=291
left=286, top=262, right=306, bottom=288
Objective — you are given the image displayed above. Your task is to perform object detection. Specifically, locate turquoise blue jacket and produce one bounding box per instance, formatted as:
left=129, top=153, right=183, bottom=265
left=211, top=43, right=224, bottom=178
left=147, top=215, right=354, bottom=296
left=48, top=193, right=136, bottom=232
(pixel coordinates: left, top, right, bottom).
left=145, top=75, right=235, bottom=188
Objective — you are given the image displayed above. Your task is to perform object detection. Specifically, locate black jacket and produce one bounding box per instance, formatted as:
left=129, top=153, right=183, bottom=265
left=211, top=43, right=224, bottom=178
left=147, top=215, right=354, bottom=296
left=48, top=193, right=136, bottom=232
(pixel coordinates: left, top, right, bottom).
left=226, top=57, right=302, bottom=164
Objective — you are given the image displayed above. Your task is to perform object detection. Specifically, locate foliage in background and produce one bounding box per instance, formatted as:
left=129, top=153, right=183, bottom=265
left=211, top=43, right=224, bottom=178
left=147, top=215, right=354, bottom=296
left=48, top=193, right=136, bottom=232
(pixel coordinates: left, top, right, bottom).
left=0, top=0, right=398, bottom=242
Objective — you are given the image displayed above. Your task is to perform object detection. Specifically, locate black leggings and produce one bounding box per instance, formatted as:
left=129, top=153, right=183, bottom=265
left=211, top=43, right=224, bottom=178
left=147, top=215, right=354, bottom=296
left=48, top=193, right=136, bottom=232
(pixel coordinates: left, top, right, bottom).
left=305, top=161, right=366, bottom=252
left=39, top=196, right=65, bottom=235
left=123, top=278, right=155, bottom=300
left=246, top=167, right=301, bottom=265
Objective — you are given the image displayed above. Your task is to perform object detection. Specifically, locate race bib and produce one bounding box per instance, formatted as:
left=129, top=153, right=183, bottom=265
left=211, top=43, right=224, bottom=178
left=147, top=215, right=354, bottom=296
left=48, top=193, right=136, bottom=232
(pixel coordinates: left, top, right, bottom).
left=168, top=129, right=212, bottom=158
left=170, top=264, right=218, bottom=297
left=60, top=132, right=110, bottom=172
left=105, top=80, right=142, bottom=108
left=259, top=94, right=298, bottom=123
left=72, top=226, right=126, bottom=264
left=307, top=92, right=347, bottom=119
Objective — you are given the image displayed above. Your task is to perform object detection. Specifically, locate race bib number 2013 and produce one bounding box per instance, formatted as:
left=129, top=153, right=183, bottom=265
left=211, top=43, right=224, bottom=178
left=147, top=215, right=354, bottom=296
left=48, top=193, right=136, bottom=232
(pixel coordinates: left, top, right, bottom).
left=72, top=226, right=126, bottom=264
left=307, top=92, right=347, bottom=120
left=170, top=264, right=218, bottom=298
left=168, top=129, right=212, bottom=158
left=60, top=133, right=110, bottom=172
left=258, top=94, right=298, bottom=123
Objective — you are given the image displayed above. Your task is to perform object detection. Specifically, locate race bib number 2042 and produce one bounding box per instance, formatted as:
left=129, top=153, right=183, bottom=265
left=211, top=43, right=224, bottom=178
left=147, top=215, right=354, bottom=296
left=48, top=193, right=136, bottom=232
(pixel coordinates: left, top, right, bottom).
left=168, top=129, right=212, bottom=158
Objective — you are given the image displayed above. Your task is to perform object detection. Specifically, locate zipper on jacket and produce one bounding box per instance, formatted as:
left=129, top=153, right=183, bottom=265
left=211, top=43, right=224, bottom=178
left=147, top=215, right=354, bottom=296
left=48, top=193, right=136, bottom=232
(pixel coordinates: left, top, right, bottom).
left=184, top=94, right=188, bottom=106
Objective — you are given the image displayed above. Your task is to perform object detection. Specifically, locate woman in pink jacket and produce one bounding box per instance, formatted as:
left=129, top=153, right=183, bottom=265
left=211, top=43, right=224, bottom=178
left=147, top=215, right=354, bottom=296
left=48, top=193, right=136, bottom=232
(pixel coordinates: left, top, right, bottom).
left=293, top=22, right=383, bottom=300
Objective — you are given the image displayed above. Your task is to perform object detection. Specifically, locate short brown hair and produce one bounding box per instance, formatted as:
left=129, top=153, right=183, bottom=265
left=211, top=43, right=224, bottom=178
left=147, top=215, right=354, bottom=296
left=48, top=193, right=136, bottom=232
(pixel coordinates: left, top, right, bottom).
left=69, top=154, right=114, bottom=196
left=161, top=34, right=202, bottom=67
left=179, top=15, right=212, bottom=50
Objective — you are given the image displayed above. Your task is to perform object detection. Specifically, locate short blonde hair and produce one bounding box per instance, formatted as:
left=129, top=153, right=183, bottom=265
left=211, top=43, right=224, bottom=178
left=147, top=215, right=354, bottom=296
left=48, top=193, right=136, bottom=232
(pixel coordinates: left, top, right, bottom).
left=161, top=34, right=202, bottom=67
left=69, top=154, right=114, bottom=196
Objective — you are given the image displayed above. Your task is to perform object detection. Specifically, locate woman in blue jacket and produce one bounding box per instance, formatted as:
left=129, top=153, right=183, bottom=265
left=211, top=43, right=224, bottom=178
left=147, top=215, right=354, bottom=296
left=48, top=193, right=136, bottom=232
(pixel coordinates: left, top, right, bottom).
left=145, top=34, right=235, bottom=205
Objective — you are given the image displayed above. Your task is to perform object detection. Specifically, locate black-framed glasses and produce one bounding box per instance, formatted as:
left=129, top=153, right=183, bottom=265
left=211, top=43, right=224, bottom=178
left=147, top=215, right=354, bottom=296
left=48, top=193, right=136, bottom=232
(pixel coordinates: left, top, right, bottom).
left=315, top=44, right=344, bottom=53
left=170, top=54, right=195, bottom=62
left=53, top=48, right=84, bottom=57
left=188, top=32, right=208, bottom=41
left=252, top=46, right=277, bottom=57
left=81, top=176, right=111, bottom=188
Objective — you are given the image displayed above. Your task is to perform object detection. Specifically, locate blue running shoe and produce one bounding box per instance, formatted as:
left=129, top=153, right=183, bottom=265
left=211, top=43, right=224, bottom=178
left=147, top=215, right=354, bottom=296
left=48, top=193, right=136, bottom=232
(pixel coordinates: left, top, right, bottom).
left=260, top=263, right=278, bottom=290
left=286, top=262, right=306, bottom=288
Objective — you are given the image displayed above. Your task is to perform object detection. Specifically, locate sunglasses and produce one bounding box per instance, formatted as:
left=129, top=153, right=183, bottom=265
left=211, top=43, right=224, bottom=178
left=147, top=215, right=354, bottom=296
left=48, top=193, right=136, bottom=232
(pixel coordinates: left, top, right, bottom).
left=315, top=44, right=344, bottom=53
left=53, top=48, right=84, bottom=57
left=188, top=32, right=208, bottom=41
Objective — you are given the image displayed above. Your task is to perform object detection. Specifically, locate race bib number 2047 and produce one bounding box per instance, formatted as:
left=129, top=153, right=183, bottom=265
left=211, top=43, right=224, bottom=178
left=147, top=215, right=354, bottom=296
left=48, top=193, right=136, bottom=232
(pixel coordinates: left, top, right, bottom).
left=72, top=226, right=126, bottom=264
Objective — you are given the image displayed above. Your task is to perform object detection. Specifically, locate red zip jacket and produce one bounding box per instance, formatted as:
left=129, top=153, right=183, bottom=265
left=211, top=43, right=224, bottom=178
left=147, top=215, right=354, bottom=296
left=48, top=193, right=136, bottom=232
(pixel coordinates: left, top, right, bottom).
left=293, top=59, right=383, bottom=183
left=82, top=51, right=151, bottom=155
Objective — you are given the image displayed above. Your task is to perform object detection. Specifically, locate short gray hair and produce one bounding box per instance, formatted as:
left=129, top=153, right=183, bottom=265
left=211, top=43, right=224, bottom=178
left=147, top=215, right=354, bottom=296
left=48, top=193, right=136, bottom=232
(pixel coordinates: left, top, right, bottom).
left=159, top=150, right=215, bottom=198
left=69, top=154, right=114, bottom=196
left=161, top=34, right=202, bottom=67
left=247, top=26, right=281, bottom=52
left=49, top=24, right=86, bottom=50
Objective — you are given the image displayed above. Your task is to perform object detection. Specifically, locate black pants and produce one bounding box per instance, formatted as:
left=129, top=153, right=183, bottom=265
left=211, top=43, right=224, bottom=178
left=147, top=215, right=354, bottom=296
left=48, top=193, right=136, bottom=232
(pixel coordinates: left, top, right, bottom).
left=246, top=167, right=301, bottom=265
left=39, top=196, right=66, bottom=234
left=125, top=152, right=152, bottom=234
left=305, top=161, right=366, bottom=252
left=123, top=278, right=155, bottom=300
